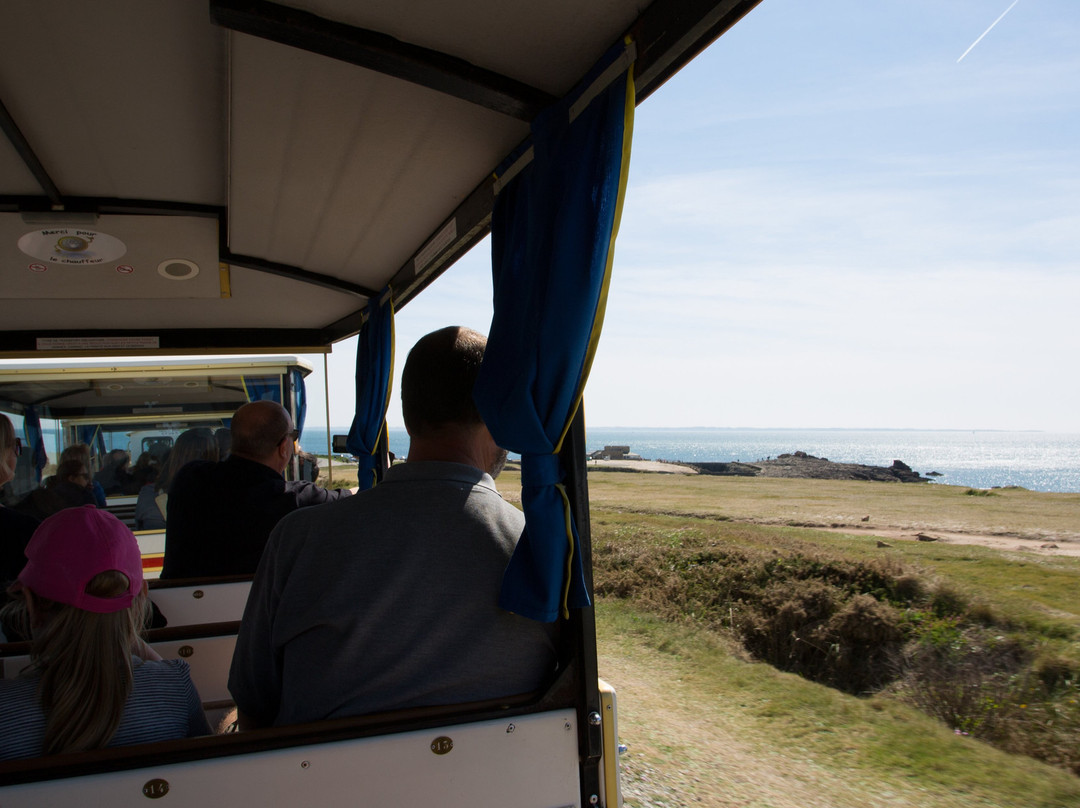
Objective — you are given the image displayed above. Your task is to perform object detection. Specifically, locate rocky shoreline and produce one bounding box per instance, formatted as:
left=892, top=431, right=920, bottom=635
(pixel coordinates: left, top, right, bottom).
left=688, top=451, right=930, bottom=483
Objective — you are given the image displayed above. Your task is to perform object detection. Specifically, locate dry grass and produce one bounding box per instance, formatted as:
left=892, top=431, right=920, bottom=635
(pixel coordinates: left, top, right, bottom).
left=562, top=470, right=1080, bottom=543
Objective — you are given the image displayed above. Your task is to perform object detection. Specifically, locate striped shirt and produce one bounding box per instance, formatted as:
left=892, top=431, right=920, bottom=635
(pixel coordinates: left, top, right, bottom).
left=0, top=657, right=211, bottom=760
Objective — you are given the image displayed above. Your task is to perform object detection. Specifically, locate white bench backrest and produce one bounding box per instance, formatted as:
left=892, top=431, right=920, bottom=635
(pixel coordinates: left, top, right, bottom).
left=150, top=633, right=237, bottom=704
left=0, top=709, right=581, bottom=808
left=149, top=580, right=251, bottom=627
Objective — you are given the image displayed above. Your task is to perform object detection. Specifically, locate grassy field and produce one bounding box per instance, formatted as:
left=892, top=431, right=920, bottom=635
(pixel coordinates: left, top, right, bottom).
left=597, top=603, right=1080, bottom=808
left=541, top=468, right=1080, bottom=807
left=323, top=460, right=1080, bottom=805
left=574, top=468, right=1080, bottom=542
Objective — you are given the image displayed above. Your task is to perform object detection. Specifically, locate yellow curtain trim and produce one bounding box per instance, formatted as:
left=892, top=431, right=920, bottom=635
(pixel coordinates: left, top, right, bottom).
left=555, top=65, right=635, bottom=453
left=387, top=294, right=396, bottom=420
left=556, top=482, right=575, bottom=620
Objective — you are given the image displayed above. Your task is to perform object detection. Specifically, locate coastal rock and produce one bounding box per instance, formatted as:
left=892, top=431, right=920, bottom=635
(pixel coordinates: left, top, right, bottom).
left=682, top=461, right=759, bottom=477
left=689, top=452, right=928, bottom=483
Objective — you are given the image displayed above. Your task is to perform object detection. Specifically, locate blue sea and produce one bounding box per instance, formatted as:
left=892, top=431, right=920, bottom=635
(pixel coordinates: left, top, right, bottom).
left=301, top=427, right=1080, bottom=494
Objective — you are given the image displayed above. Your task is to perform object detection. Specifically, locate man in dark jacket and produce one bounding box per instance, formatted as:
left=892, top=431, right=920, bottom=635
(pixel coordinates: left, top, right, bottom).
left=161, top=401, right=352, bottom=579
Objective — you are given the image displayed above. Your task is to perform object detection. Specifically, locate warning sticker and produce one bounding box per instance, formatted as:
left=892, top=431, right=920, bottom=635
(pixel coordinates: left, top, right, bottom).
left=37, top=336, right=160, bottom=351
left=18, top=228, right=128, bottom=266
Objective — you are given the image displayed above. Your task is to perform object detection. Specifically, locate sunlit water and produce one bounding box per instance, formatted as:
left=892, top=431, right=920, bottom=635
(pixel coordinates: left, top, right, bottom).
left=304, top=428, right=1080, bottom=493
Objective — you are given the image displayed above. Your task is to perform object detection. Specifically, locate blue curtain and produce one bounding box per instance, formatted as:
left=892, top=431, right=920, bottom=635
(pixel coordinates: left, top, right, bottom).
left=346, top=290, right=395, bottom=490
left=473, top=43, right=635, bottom=622
left=291, top=369, right=307, bottom=436
left=22, top=407, right=47, bottom=483
left=241, top=376, right=281, bottom=404
left=76, top=425, right=104, bottom=458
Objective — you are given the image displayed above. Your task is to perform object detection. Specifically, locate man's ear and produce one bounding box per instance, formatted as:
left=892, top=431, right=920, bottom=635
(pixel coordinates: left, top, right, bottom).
left=277, top=436, right=292, bottom=469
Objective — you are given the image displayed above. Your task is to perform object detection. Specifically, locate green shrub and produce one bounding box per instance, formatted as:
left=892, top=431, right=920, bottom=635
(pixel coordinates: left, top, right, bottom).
left=929, top=583, right=967, bottom=618
left=592, top=515, right=1080, bottom=774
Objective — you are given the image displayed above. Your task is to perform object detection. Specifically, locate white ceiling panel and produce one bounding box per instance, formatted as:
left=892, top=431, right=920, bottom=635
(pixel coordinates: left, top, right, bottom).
left=227, top=34, right=525, bottom=286
left=1, top=0, right=762, bottom=354
left=294, top=0, right=649, bottom=94
left=0, top=1, right=226, bottom=205
left=1, top=265, right=359, bottom=334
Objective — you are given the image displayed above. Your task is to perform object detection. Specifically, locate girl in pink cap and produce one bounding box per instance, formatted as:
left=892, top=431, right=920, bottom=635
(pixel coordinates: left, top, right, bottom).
left=0, top=506, right=210, bottom=759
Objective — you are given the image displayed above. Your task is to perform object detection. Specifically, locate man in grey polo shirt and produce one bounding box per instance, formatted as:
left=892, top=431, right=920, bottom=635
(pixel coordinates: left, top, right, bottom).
left=228, top=326, right=558, bottom=728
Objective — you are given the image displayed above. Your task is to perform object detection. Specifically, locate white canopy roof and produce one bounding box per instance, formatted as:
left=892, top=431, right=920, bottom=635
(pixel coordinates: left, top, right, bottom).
left=1, top=0, right=761, bottom=355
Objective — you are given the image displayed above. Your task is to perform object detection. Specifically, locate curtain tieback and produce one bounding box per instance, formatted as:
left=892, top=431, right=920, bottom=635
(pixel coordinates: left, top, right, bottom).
left=520, top=453, right=563, bottom=488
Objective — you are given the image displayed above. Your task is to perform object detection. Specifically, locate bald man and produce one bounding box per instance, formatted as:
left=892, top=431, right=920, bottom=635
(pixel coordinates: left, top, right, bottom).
left=229, top=327, right=557, bottom=729
left=161, top=401, right=352, bottom=579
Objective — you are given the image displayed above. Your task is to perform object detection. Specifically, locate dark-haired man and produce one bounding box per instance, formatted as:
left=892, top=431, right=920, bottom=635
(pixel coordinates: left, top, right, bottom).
left=161, top=400, right=352, bottom=579
left=229, top=327, right=557, bottom=728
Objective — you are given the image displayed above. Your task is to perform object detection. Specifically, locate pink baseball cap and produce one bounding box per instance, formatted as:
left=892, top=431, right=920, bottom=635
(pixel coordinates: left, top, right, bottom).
left=18, top=506, right=143, bottom=614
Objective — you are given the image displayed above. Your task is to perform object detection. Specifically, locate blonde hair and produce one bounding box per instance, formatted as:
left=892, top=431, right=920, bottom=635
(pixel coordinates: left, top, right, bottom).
left=22, top=572, right=150, bottom=755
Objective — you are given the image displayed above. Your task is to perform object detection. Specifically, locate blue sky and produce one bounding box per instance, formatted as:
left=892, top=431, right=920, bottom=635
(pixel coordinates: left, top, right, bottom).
left=308, top=0, right=1079, bottom=432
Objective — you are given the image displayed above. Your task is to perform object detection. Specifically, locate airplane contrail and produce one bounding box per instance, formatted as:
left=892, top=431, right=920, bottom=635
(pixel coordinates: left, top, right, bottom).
left=957, top=0, right=1021, bottom=63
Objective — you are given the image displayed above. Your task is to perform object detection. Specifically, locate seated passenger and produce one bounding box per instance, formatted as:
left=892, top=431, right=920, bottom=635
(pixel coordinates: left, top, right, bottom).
left=59, top=444, right=106, bottom=507
left=0, top=414, right=38, bottom=585
left=214, top=427, right=231, bottom=460
left=94, top=449, right=132, bottom=495
left=0, top=506, right=210, bottom=759
left=127, top=451, right=160, bottom=498
left=135, top=430, right=218, bottom=531
left=161, top=402, right=352, bottom=579
left=228, top=327, right=558, bottom=728
left=16, top=460, right=96, bottom=522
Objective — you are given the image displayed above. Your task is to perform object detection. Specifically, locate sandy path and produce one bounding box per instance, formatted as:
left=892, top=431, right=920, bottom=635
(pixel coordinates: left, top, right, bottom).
left=809, top=524, right=1080, bottom=558
left=587, top=460, right=699, bottom=474
left=599, top=632, right=941, bottom=808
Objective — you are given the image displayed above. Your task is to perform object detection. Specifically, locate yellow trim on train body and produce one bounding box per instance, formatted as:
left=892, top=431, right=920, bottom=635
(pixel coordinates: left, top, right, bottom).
left=219, top=263, right=232, bottom=298
left=598, top=678, right=623, bottom=807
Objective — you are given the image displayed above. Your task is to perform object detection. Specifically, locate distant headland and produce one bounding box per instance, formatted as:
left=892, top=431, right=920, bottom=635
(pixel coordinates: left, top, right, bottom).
left=585, top=446, right=933, bottom=482
left=691, top=451, right=929, bottom=483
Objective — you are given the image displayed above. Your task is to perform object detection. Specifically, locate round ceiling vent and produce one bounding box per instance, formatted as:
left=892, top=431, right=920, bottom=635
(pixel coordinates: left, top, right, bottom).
left=157, top=259, right=199, bottom=281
